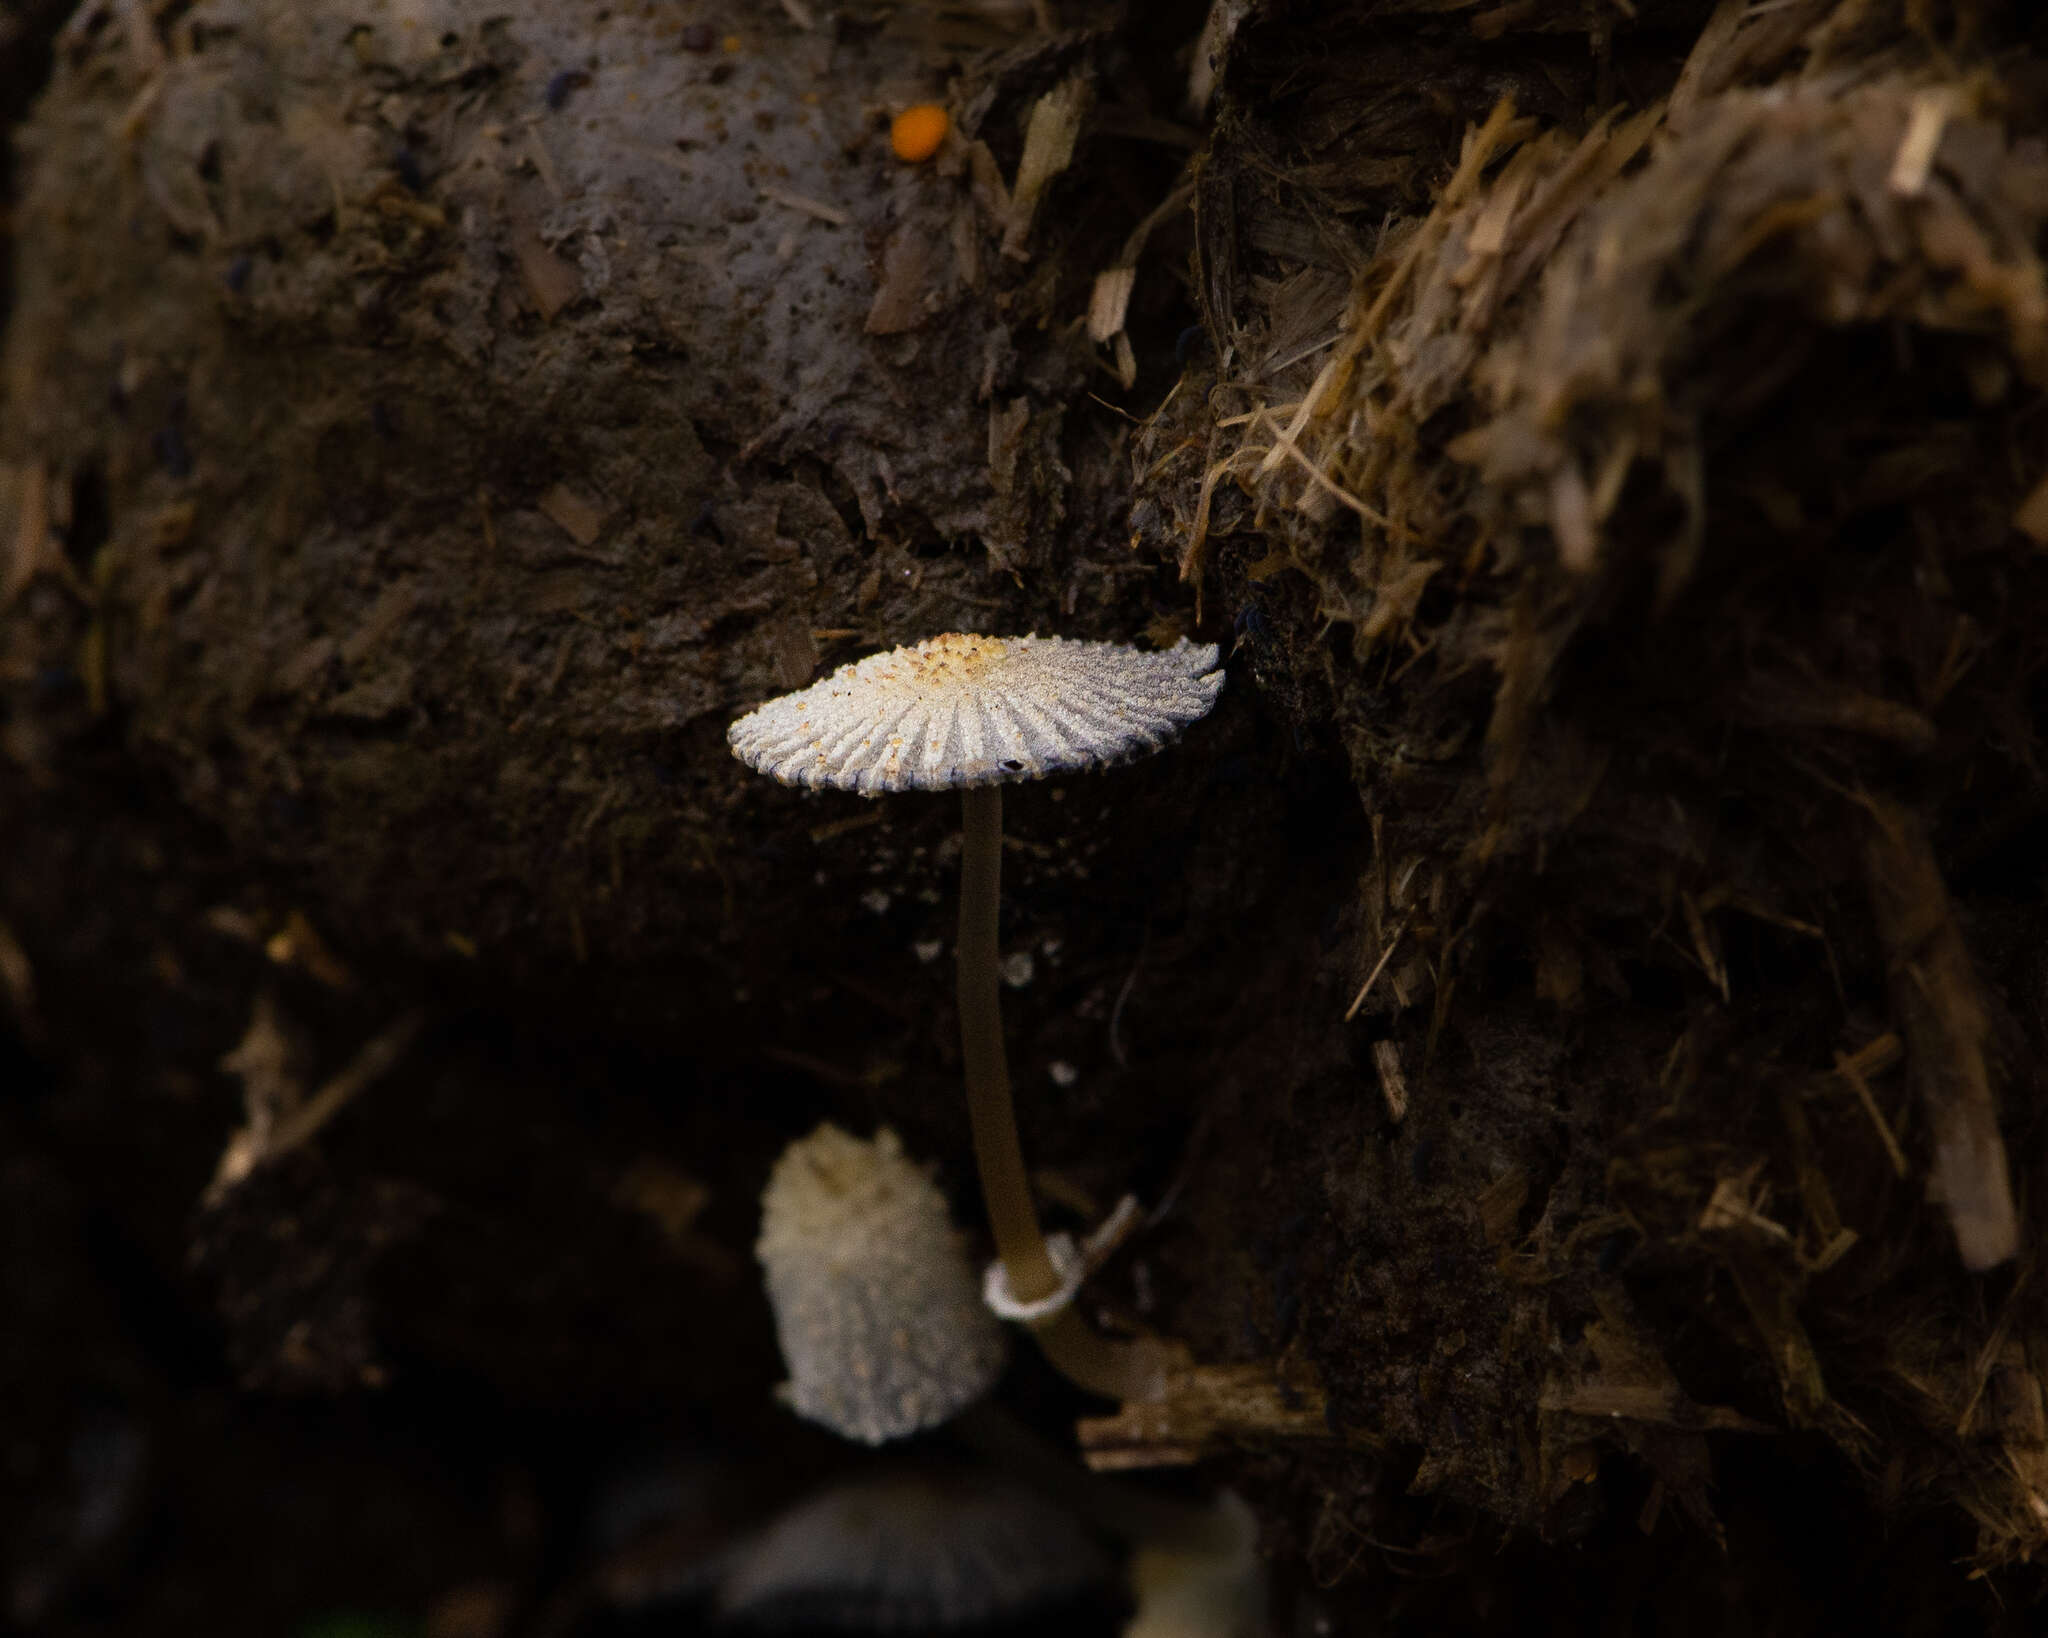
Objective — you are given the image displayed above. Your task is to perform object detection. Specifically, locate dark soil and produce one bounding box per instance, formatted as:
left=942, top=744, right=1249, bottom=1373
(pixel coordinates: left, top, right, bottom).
left=6, top=0, right=2048, bottom=1634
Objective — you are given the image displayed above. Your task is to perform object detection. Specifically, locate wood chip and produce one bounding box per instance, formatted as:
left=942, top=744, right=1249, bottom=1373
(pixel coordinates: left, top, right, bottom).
left=1003, top=77, right=1088, bottom=259
left=1544, top=1300, right=1776, bottom=1434
left=1109, top=331, right=1137, bottom=390
left=513, top=225, right=582, bottom=320
left=760, top=186, right=849, bottom=226
left=1698, top=1164, right=1793, bottom=1242
left=537, top=483, right=604, bottom=546
left=1540, top=1378, right=1774, bottom=1434
left=1888, top=89, right=1956, bottom=197
left=770, top=617, right=819, bottom=689
left=1371, top=1038, right=1408, bottom=1122
left=1077, top=1360, right=1342, bottom=1471
left=1862, top=798, right=2019, bottom=1270
left=1087, top=265, right=1136, bottom=344
left=207, top=997, right=423, bottom=1203
left=208, top=992, right=302, bottom=1201
left=1185, top=0, right=1247, bottom=117
left=265, top=908, right=355, bottom=990
left=865, top=226, right=938, bottom=335
left=4, top=462, right=90, bottom=606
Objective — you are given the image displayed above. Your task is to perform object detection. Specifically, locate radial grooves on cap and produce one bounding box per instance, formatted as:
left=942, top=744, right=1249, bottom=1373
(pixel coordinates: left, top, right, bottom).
left=983, top=694, right=1034, bottom=774
left=716, top=1473, right=1110, bottom=1629
left=871, top=701, right=925, bottom=793
left=997, top=689, right=1070, bottom=775
left=963, top=688, right=1000, bottom=778
left=727, top=635, right=1225, bottom=795
left=1061, top=678, right=1148, bottom=754
left=1032, top=692, right=1107, bottom=762
left=926, top=692, right=968, bottom=785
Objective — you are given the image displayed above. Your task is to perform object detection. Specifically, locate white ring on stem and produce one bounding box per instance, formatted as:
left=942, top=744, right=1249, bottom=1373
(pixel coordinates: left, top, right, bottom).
left=983, top=1232, right=1085, bottom=1323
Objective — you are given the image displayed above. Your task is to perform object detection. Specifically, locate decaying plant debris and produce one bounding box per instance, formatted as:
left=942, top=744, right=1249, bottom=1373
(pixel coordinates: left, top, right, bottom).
left=1136, top=0, right=2048, bottom=1574
left=6, top=0, right=2048, bottom=1629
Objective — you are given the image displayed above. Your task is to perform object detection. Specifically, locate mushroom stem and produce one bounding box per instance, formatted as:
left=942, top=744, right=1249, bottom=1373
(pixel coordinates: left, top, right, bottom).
left=957, top=784, right=1169, bottom=1403
left=958, top=784, right=1059, bottom=1297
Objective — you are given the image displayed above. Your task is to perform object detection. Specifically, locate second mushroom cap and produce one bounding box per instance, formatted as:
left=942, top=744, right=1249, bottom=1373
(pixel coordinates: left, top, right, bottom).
left=757, top=1123, right=1006, bottom=1445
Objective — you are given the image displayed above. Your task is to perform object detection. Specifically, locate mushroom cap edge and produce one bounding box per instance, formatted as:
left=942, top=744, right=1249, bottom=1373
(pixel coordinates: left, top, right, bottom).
left=725, top=633, right=1225, bottom=797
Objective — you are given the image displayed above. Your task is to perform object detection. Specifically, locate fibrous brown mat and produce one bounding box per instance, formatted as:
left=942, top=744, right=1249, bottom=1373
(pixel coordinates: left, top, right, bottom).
left=1136, top=0, right=2048, bottom=1567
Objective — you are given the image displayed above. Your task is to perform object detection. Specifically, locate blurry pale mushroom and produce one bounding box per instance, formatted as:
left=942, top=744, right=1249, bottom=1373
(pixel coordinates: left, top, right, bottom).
left=714, top=1469, right=1110, bottom=1630
left=756, top=1123, right=1006, bottom=1444
left=1124, top=1490, right=1269, bottom=1638
left=729, top=634, right=1224, bottom=1402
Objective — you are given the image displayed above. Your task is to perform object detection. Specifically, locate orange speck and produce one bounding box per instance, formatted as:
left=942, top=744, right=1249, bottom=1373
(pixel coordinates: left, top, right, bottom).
left=722, top=33, right=743, bottom=52
left=890, top=104, right=949, bottom=164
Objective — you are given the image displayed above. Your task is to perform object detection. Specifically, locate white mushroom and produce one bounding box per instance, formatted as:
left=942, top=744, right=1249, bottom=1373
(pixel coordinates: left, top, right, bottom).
left=955, top=1404, right=1271, bottom=1637
left=756, top=1123, right=1006, bottom=1445
left=1125, top=1491, right=1269, bottom=1638
left=714, top=1469, right=1110, bottom=1630
left=730, top=634, right=1224, bottom=1403
left=726, top=633, right=1223, bottom=795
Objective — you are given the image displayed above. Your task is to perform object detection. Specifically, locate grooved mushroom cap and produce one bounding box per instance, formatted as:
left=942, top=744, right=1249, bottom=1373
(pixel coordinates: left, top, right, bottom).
left=727, top=633, right=1225, bottom=795
left=757, top=1124, right=1007, bottom=1445
left=716, top=1471, right=1108, bottom=1629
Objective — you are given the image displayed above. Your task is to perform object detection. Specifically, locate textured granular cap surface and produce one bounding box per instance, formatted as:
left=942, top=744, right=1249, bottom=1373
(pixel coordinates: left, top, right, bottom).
left=727, top=634, right=1225, bottom=794
left=756, top=1124, right=1006, bottom=1445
